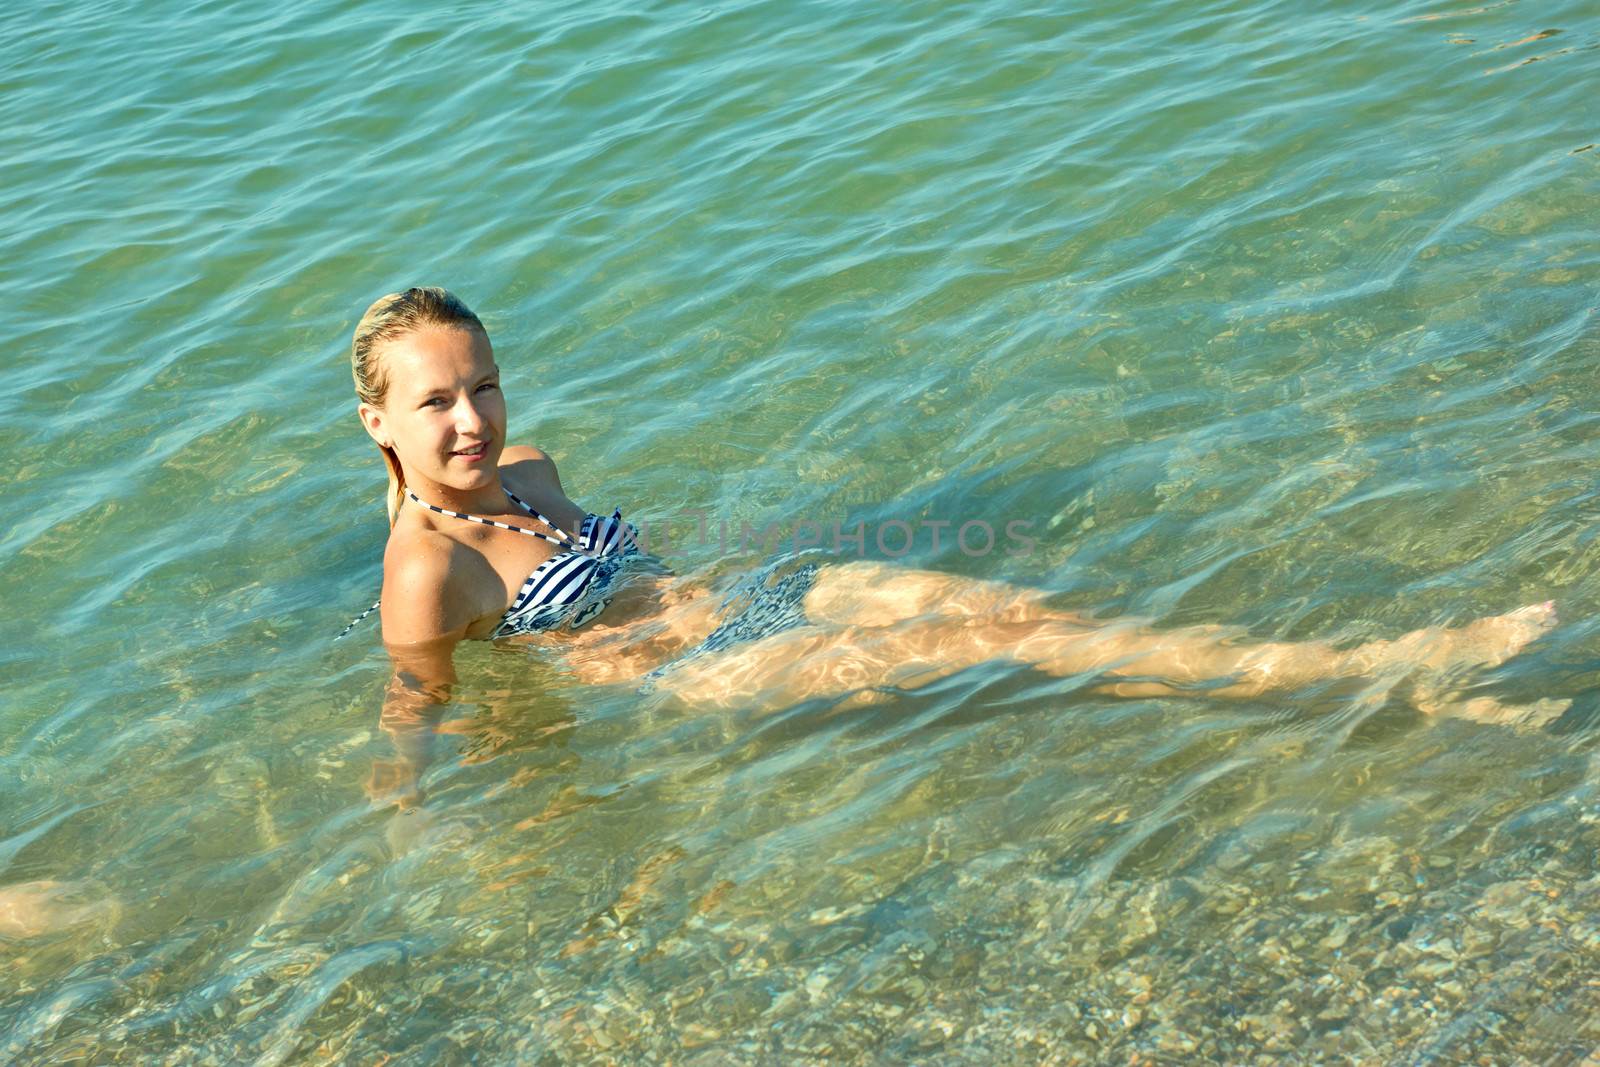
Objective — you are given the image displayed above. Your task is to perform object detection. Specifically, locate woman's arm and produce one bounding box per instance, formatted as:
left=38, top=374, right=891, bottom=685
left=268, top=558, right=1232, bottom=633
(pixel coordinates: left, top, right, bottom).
left=368, top=535, right=477, bottom=808
left=367, top=633, right=459, bottom=809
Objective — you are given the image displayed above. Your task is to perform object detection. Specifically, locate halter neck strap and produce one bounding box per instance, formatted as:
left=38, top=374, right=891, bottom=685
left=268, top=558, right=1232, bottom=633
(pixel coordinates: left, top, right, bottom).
left=405, top=489, right=577, bottom=548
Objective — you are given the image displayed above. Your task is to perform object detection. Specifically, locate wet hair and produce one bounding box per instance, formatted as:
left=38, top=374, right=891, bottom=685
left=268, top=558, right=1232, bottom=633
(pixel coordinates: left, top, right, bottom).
left=351, top=286, right=487, bottom=526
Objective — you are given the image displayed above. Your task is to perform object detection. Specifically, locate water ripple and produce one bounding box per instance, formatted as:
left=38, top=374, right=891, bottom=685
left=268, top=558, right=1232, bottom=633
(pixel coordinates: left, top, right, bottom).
left=3, top=0, right=1599, bottom=1060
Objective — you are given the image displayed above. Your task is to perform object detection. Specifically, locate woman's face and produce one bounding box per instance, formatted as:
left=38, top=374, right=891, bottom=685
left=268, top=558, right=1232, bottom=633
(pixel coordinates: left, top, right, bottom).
left=359, top=326, right=507, bottom=497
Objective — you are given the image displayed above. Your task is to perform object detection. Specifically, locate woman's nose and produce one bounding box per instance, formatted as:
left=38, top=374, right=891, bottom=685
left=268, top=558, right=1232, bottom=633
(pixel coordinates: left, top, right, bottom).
left=453, top=396, right=487, bottom=433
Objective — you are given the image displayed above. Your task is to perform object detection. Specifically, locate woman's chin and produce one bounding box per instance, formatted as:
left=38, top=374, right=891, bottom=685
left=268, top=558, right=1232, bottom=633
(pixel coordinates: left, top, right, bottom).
left=412, top=465, right=498, bottom=496
left=452, top=462, right=495, bottom=481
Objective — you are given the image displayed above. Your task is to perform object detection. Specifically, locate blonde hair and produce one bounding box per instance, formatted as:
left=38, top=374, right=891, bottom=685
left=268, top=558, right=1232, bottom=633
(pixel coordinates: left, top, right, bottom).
left=351, top=286, right=487, bottom=525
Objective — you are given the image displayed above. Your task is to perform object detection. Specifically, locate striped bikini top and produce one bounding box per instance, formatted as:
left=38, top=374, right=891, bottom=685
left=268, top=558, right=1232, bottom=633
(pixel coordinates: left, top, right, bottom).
left=337, top=487, right=638, bottom=640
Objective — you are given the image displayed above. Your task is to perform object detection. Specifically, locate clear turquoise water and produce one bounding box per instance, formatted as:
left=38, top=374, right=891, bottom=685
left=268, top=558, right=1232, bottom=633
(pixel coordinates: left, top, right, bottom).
left=3, top=0, right=1598, bottom=1060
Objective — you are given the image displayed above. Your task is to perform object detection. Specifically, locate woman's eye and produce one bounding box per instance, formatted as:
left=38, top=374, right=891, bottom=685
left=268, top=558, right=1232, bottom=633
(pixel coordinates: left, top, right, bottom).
left=422, top=397, right=447, bottom=408
left=478, top=382, right=500, bottom=393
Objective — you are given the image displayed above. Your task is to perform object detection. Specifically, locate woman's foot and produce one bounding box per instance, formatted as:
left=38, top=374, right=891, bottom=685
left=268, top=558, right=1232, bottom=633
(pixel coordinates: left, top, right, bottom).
left=1367, top=601, right=1562, bottom=726
left=1415, top=693, right=1572, bottom=729
left=1379, top=601, right=1558, bottom=676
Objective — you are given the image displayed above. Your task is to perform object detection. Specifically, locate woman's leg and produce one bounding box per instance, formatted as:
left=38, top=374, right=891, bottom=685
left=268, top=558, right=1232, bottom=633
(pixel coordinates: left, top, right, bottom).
left=567, top=560, right=1075, bottom=687
left=801, top=560, right=1090, bottom=628
left=796, top=563, right=1562, bottom=718
left=649, top=600, right=1559, bottom=718
left=1012, top=604, right=1558, bottom=700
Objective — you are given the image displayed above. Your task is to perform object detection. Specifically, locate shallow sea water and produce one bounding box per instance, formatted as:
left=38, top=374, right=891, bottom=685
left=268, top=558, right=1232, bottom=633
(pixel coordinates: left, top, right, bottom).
left=3, top=0, right=1600, bottom=1062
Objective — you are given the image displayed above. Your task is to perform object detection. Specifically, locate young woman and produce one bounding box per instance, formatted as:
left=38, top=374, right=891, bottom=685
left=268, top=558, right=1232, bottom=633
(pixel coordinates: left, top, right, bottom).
left=348, top=287, right=1563, bottom=768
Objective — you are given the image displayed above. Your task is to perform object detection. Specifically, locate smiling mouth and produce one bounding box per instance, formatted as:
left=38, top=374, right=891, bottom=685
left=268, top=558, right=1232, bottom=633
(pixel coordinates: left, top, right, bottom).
left=453, top=443, right=488, bottom=457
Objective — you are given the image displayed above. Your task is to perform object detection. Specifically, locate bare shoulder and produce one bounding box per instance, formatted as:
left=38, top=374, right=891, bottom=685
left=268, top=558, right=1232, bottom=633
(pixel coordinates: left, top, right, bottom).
left=500, top=443, right=565, bottom=494
left=500, top=443, right=551, bottom=465
left=380, top=527, right=482, bottom=643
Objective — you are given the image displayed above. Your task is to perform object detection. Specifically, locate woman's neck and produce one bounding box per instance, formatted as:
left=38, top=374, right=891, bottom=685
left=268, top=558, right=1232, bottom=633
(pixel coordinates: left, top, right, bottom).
left=404, top=471, right=509, bottom=516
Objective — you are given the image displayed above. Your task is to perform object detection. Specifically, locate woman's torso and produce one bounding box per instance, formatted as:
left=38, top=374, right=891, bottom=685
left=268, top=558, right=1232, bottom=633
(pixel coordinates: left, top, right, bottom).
left=385, top=459, right=690, bottom=644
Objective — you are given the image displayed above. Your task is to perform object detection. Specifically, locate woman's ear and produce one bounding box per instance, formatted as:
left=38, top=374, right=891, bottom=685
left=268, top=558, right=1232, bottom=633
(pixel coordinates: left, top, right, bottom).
left=358, top=403, right=391, bottom=449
